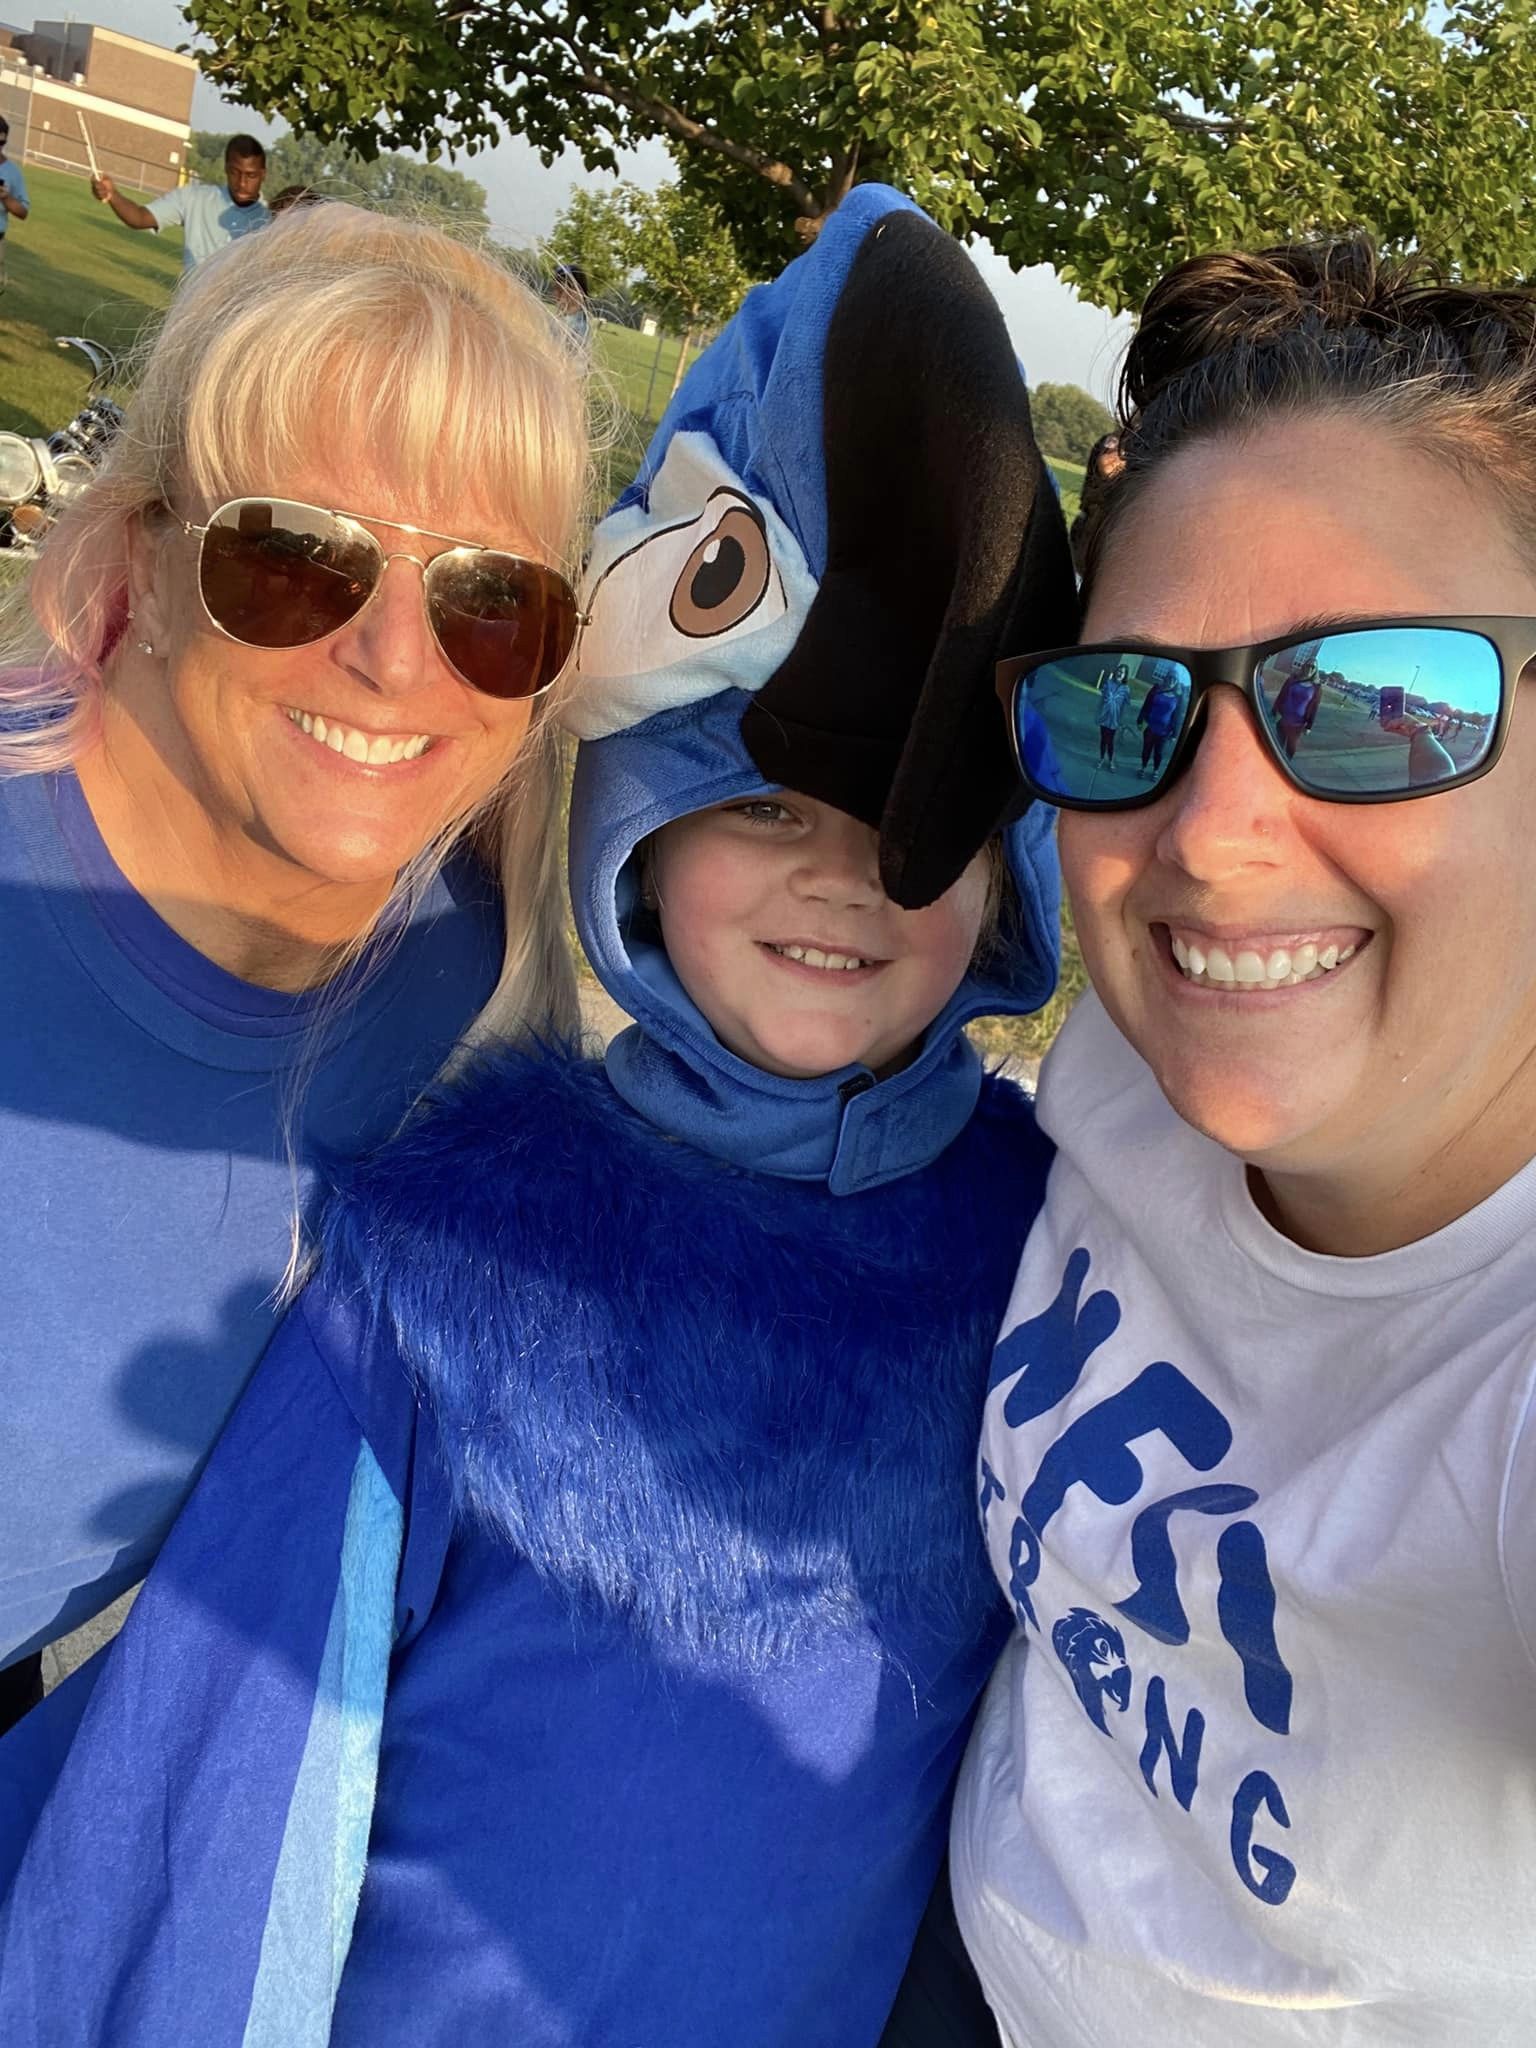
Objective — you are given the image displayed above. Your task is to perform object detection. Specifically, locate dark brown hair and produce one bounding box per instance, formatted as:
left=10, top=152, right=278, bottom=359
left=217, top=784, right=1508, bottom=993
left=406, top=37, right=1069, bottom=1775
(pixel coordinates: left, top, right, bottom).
left=1079, top=234, right=1536, bottom=589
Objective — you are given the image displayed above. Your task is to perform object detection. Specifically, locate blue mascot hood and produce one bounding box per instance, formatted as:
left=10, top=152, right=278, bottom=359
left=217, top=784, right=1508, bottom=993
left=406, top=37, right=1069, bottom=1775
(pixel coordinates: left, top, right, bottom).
left=564, top=185, right=1077, bottom=1195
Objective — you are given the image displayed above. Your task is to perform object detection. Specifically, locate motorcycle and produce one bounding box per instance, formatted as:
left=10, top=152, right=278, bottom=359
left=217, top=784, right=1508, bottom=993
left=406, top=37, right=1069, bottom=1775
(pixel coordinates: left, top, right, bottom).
left=0, top=336, right=125, bottom=550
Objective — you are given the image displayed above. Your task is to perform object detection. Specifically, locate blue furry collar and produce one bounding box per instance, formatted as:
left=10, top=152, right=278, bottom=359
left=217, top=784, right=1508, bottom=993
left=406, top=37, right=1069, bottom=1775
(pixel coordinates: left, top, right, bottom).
left=324, top=1046, right=1051, bottom=1667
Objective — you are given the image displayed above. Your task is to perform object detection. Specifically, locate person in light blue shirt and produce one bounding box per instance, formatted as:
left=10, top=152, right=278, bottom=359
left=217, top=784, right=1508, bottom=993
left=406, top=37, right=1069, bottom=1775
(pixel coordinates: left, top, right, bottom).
left=0, top=118, right=30, bottom=292
left=93, top=133, right=269, bottom=272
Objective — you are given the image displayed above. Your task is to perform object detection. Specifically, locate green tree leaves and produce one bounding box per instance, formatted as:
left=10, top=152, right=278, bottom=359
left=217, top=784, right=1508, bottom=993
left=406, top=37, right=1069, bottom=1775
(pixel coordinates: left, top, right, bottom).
left=549, top=180, right=756, bottom=333
left=624, top=184, right=755, bottom=333
left=546, top=188, right=634, bottom=301
left=1029, top=383, right=1116, bottom=467
left=185, top=0, right=1536, bottom=308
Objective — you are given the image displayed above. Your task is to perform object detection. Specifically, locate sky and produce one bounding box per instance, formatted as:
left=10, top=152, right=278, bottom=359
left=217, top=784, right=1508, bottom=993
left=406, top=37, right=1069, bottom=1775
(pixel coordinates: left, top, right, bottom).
left=50, top=0, right=1134, bottom=401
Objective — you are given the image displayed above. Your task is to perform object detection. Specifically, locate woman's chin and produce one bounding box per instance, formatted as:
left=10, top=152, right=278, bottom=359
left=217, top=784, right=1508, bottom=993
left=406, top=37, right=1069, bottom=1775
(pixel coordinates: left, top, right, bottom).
left=1154, top=1060, right=1331, bottom=1165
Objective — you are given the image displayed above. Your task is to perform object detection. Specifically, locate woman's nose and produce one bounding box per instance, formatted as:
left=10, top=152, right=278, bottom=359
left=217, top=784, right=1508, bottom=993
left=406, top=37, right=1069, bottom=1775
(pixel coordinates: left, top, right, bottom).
left=1154, top=686, right=1298, bottom=883
left=330, top=556, right=439, bottom=701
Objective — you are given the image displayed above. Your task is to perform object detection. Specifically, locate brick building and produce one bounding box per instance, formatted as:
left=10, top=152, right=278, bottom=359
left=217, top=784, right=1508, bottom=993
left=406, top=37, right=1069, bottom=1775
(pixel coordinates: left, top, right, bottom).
left=0, top=18, right=195, bottom=194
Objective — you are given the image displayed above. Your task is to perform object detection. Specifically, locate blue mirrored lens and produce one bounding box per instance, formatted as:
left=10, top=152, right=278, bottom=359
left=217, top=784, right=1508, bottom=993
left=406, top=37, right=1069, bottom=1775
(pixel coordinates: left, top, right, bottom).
left=1013, top=653, right=1194, bottom=801
left=1256, top=628, right=1500, bottom=794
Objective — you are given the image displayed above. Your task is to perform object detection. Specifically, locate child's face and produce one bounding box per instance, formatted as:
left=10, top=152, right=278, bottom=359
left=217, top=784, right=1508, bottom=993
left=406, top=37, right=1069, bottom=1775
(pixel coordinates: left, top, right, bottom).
left=651, top=792, right=992, bottom=1079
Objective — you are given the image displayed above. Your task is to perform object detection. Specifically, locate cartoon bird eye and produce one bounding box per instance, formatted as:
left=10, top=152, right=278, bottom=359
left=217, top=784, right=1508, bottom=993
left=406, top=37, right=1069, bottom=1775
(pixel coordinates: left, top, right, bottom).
left=669, top=504, right=772, bottom=638
left=577, top=482, right=790, bottom=688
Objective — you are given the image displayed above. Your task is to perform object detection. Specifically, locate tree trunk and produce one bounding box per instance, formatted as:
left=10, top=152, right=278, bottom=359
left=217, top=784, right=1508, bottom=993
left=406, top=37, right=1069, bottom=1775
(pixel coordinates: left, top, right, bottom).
left=796, top=140, right=862, bottom=243
left=668, top=327, right=696, bottom=400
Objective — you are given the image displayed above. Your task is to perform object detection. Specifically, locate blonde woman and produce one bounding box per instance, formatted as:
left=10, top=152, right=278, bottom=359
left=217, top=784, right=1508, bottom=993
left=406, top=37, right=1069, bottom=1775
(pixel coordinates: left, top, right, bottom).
left=0, top=203, right=586, bottom=1733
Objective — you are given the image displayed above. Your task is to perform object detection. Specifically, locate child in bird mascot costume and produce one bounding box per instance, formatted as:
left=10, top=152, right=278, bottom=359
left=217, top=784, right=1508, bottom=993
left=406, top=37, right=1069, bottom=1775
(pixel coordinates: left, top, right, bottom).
left=0, top=186, right=1077, bottom=2047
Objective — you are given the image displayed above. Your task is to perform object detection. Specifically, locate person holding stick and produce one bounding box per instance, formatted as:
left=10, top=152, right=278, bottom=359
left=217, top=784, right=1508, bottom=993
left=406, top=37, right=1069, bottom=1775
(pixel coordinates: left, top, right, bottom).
left=93, top=133, right=269, bottom=273
left=0, top=118, right=30, bottom=296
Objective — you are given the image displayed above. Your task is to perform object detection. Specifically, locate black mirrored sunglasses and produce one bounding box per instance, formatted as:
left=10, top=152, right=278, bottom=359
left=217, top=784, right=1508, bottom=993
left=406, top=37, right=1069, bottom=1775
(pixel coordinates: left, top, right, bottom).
left=997, top=618, right=1536, bottom=810
left=181, top=496, right=584, bottom=702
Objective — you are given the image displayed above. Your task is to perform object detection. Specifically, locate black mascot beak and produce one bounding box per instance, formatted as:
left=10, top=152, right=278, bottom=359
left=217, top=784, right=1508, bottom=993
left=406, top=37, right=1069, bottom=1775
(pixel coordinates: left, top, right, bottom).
left=740, top=207, right=1080, bottom=909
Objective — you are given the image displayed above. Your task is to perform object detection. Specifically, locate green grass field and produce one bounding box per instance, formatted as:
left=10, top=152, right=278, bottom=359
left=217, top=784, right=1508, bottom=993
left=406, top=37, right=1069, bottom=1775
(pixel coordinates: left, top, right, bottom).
left=1, top=165, right=1083, bottom=1058
left=1050, top=454, right=1084, bottom=523
left=0, top=164, right=181, bottom=434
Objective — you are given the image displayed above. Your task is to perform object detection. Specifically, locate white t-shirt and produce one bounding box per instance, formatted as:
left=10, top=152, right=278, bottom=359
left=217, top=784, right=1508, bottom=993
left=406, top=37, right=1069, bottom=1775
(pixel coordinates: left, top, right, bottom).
left=953, top=991, right=1536, bottom=2047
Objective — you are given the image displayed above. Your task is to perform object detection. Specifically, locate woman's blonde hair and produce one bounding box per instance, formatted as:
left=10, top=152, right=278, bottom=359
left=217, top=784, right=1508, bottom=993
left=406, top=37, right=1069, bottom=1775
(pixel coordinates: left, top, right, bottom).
left=0, top=201, right=590, bottom=1045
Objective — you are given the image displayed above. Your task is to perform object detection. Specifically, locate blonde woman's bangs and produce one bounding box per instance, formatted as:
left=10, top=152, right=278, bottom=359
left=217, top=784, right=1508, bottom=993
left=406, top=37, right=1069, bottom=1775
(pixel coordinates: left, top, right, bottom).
left=169, top=234, right=585, bottom=569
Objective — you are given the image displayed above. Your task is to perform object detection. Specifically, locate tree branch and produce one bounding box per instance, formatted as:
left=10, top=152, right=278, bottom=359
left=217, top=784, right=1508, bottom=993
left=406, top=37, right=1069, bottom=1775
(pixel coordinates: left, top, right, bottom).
left=561, top=58, right=821, bottom=214
left=822, top=138, right=860, bottom=211
left=1152, top=100, right=1243, bottom=136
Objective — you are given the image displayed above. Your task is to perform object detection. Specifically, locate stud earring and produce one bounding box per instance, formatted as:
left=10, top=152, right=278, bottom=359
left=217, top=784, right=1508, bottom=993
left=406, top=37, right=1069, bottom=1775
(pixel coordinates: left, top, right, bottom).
left=126, top=610, right=155, bottom=657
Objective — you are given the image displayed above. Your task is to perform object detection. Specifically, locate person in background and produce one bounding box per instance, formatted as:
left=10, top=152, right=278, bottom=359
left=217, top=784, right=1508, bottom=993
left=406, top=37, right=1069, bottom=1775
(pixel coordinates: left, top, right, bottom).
left=1272, top=655, right=1323, bottom=758
left=93, top=134, right=269, bottom=273
left=552, top=259, right=591, bottom=343
left=1136, top=669, right=1181, bottom=775
left=1069, top=431, right=1125, bottom=573
left=0, top=202, right=586, bottom=1737
left=1096, top=659, right=1131, bottom=767
left=0, top=118, right=30, bottom=295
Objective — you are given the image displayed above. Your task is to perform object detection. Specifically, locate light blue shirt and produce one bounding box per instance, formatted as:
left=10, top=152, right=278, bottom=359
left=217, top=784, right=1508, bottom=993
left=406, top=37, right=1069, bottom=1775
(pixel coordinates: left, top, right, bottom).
left=0, top=157, right=28, bottom=238
left=147, top=179, right=269, bottom=272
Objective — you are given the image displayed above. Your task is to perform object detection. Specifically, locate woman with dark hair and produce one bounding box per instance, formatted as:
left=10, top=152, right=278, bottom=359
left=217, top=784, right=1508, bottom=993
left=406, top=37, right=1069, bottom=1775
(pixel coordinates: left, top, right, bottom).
left=967, top=236, right=1536, bottom=2044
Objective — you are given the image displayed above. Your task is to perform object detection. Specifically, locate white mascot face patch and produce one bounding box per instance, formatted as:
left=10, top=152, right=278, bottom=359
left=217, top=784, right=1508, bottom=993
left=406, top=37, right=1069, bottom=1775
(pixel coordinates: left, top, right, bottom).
left=565, top=430, right=817, bottom=741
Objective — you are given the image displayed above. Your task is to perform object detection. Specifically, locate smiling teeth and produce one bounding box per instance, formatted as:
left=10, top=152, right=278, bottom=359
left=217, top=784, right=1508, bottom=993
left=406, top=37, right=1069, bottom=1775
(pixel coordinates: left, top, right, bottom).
left=286, top=708, right=432, bottom=764
left=1170, top=933, right=1357, bottom=991
left=771, top=944, right=872, bottom=972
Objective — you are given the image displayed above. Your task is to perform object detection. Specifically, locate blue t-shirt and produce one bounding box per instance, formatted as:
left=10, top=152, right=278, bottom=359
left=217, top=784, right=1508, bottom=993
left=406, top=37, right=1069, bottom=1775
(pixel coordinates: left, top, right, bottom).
left=146, top=180, right=269, bottom=271
left=1139, top=683, right=1182, bottom=735
left=0, top=158, right=28, bottom=239
left=0, top=767, right=500, bottom=1668
left=1274, top=674, right=1322, bottom=726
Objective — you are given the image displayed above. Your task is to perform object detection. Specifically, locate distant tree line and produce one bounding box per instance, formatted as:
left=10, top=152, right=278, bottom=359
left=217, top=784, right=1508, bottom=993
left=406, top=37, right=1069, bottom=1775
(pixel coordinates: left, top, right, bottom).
left=1029, top=383, right=1116, bottom=471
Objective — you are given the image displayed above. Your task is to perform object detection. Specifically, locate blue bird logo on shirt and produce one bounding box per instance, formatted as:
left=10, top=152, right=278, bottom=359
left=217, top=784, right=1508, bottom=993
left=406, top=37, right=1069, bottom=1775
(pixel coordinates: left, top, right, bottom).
left=1052, top=1606, right=1132, bottom=1734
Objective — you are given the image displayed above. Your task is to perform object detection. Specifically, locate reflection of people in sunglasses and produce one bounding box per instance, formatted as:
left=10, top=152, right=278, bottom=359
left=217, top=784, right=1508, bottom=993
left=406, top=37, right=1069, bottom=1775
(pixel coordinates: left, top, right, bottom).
left=1136, top=673, right=1182, bottom=775
left=1096, top=661, right=1131, bottom=765
left=0, top=205, right=587, bottom=1741
left=960, top=233, right=1536, bottom=2048
left=1272, top=657, right=1322, bottom=757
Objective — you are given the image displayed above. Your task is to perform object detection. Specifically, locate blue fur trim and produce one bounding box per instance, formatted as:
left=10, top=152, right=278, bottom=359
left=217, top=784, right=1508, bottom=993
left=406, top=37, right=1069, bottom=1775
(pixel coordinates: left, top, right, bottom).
left=322, top=1049, right=1051, bottom=1665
